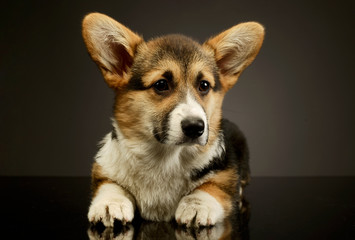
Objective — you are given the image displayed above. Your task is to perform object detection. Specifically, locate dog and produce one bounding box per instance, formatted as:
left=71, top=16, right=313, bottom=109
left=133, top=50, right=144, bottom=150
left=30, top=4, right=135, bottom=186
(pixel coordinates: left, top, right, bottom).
left=82, top=12, right=264, bottom=228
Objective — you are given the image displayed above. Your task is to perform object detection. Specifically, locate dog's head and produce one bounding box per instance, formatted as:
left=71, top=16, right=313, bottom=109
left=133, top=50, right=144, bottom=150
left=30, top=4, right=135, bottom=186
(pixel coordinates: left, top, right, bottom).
left=82, top=13, right=264, bottom=147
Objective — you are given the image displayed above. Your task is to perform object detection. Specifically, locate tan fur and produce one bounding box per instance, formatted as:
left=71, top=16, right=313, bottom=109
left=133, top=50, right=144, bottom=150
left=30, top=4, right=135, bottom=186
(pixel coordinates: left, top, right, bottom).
left=140, top=60, right=182, bottom=87
left=114, top=89, right=181, bottom=140
left=220, top=218, right=233, bottom=240
left=91, top=162, right=113, bottom=196
left=199, top=91, right=224, bottom=150
left=197, top=182, right=233, bottom=216
left=211, top=169, right=239, bottom=191
left=196, top=169, right=238, bottom=216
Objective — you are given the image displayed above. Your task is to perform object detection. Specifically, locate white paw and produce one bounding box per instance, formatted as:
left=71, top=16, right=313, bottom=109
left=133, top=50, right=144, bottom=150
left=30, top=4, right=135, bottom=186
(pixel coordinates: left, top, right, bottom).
left=88, top=197, right=134, bottom=227
left=88, top=183, right=135, bottom=227
left=175, top=190, right=224, bottom=227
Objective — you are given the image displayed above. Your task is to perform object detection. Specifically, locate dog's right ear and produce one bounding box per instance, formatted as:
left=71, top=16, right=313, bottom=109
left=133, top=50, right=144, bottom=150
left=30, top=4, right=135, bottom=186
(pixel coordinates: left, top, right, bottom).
left=203, top=22, right=264, bottom=92
left=82, top=13, right=143, bottom=89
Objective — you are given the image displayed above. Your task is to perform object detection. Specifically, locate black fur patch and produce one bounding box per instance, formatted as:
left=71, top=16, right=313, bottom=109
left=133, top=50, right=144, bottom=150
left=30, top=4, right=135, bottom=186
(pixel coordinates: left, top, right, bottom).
left=222, top=119, right=250, bottom=184
left=162, top=71, right=173, bottom=81
left=190, top=153, right=227, bottom=181
left=153, top=107, right=174, bottom=144
left=160, top=111, right=171, bottom=143
left=196, top=72, right=204, bottom=82
left=111, top=129, right=118, bottom=140
left=127, top=74, right=149, bottom=91
left=153, top=128, right=162, bottom=142
left=212, top=68, right=221, bottom=91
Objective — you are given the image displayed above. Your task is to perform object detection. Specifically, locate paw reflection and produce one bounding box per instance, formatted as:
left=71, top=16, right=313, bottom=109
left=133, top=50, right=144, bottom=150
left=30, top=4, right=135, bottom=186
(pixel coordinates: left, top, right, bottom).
left=87, top=221, right=232, bottom=240
left=87, top=199, right=249, bottom=240
left=88, top=222, right=134, bottom=240
left=175, top=221, right=230, bottom=240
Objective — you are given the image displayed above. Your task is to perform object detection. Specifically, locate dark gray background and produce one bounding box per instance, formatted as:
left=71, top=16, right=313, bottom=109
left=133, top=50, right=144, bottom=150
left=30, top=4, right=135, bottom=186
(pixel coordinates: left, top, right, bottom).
left=1, top=0, right=354, bottom=176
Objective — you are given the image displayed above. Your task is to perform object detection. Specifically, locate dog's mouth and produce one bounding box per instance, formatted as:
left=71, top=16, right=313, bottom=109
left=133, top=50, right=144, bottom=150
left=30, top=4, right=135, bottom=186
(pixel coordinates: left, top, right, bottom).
left=153, top=123, right=208, bottom=146
left=175, top=137, right=208, bottom=146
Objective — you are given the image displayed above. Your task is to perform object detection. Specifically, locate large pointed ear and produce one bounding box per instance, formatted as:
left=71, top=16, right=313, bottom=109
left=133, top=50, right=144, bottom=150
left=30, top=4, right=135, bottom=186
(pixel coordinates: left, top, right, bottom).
left=82, top=13, right=143, bottom=89
left=203, top=22, right=264, bottom=91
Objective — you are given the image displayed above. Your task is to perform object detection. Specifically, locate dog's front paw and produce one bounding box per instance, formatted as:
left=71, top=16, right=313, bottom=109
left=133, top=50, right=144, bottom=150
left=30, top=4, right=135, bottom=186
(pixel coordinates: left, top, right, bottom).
left=88, top=197, right=134, bottom=227
left=175, top=190, right=224, bottom=227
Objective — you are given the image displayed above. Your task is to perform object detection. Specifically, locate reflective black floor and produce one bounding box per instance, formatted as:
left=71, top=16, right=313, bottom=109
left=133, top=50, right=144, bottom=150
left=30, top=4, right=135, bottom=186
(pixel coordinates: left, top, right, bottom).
left=0, top=177, right=354, bottom=239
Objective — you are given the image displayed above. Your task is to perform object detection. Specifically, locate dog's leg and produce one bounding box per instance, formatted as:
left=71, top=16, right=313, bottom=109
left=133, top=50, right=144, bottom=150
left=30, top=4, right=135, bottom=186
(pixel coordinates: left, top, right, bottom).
left=175, top=170, right=236, bottom=227
left=88, top=182, right=135, bottom=227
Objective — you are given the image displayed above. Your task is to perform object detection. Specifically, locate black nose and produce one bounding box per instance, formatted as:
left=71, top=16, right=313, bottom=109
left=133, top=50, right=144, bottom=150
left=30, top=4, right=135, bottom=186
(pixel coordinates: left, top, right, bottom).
left=181, top=117, right=205, bottom=139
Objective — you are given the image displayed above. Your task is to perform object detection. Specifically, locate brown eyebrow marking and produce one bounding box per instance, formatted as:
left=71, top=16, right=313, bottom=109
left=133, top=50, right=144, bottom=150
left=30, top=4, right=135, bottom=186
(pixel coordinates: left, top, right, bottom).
left=196, top=72, right=204, bottom=82
left=162, top=71, right=173, bottom=81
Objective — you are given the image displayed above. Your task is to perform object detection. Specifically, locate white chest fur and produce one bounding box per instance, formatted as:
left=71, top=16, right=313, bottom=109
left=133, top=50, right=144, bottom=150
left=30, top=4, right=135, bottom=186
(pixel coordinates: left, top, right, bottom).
left=94, top=123, right=223, bottom=221
left=96, top=135, right=197, bottom=221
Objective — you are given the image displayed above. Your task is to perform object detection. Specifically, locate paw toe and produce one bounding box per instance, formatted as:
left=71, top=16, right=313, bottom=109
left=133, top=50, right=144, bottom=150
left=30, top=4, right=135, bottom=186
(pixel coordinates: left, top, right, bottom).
left=175, top=191, right=224, bottom=228
left=88, top=199, right=134, bottom=227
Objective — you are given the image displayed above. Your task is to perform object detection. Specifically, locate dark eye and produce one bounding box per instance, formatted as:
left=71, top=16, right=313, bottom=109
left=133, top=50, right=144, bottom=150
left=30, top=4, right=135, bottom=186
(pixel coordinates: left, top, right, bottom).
left=198, top=80, right=210, bottom=94
left=154, top=79, right=169, bottom=92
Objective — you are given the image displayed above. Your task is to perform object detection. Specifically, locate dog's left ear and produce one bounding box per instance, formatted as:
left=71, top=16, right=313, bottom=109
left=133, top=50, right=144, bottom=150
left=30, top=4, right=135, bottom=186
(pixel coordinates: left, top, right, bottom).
left=203, top=22, right=264, bottom=91
left=82, top=13, right=143, bottom=89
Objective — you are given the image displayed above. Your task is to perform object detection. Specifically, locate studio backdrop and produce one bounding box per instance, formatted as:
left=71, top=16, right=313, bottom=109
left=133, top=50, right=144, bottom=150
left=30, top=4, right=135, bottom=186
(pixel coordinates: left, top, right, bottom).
left=1, top=0, right=354, bottom=176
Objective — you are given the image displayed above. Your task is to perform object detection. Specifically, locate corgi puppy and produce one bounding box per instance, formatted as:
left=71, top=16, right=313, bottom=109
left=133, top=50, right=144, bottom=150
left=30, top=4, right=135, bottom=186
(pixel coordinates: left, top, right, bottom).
left=82, top=12, right=264, bottom=228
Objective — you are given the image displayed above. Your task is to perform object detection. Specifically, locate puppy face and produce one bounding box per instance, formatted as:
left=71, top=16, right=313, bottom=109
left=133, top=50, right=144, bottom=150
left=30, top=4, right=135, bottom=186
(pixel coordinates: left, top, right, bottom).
left=113, top=35, right=224, bottom=146
left=82, top=13, right=264, bottom=146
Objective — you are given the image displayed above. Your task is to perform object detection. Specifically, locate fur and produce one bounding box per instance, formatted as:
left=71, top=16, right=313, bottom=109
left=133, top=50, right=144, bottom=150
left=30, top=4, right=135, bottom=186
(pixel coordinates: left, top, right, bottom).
left=82, top=12, right=264, bottom=227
